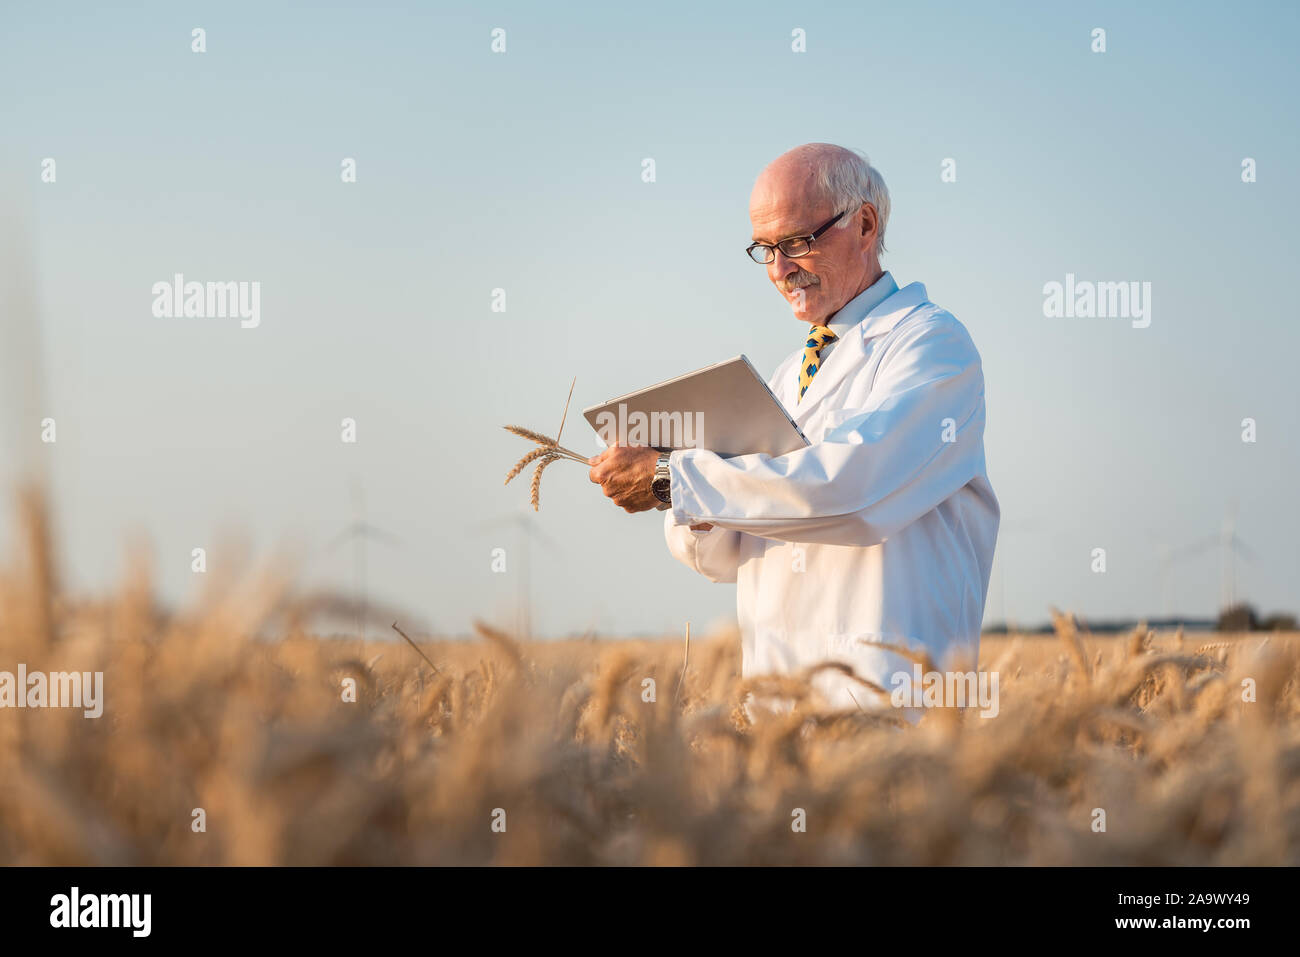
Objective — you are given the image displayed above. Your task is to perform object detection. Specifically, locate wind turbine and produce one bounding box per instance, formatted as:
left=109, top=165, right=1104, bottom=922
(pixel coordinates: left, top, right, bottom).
left=1216, top=502, right=1255, bottom=610
left=475, top=375, right=576, bottom=638
left=1167, top=503, right=1256, bottom=614
left=469, top=511, right=562, bottom=638
left=1145, top=530, right=1185, bottom=621
left=1151, top=541, right=1173, bottom=620
left=324, top=476, right=405, bottom=644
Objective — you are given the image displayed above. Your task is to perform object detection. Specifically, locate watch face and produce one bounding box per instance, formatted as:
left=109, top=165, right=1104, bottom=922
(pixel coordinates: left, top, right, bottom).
left=651, top=477, right=671, bottom=502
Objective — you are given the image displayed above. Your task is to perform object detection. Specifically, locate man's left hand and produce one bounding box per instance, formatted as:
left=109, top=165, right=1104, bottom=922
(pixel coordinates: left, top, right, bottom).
left=588, top=444, right=663, bottom=513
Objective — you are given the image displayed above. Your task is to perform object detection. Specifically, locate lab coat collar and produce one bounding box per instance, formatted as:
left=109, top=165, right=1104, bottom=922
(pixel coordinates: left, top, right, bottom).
left=791, top=278, right=932, bottom=420
left=825, top=271, right=899, bottom=339
left=855, top=279, right=929, bottom=342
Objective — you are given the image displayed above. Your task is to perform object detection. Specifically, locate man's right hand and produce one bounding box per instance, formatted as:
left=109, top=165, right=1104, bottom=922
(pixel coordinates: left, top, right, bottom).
left=689, top=523, right=713, bottom=531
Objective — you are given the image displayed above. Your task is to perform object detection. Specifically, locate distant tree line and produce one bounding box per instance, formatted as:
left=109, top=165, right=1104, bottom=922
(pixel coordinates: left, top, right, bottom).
left=983, top=603, right=1297, bottom=635
left=1217, top=603, right=1298, bottom=632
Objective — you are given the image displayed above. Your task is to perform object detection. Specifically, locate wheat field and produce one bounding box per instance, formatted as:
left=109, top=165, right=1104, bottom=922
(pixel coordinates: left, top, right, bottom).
left=1, top=484, right=1297, bottom=865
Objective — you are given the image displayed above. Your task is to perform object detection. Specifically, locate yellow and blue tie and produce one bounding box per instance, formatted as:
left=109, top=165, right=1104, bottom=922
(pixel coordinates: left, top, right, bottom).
left=798, top=325, right=837, bottom=402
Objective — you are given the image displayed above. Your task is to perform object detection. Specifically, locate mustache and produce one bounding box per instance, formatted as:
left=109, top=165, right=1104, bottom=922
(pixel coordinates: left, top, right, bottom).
left=778, top=271, right=820, bottom=293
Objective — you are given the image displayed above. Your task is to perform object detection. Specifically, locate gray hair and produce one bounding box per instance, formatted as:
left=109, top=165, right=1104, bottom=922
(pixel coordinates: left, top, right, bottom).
left=811, top=146, right=891, bottom=258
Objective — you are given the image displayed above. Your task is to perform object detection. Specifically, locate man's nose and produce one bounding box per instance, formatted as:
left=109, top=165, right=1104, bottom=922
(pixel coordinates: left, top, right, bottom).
left=770, top=250, right=799, bottom=283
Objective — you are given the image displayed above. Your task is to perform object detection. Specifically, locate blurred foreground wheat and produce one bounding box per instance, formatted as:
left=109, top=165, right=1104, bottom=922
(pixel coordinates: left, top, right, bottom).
left=1, top=484, right=1298, bottom=865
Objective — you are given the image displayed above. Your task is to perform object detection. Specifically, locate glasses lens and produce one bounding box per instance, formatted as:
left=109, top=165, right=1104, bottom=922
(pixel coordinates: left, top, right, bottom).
left=748, top=245, right=774, bottom=264
left=779, top=237, right=811, bottom=258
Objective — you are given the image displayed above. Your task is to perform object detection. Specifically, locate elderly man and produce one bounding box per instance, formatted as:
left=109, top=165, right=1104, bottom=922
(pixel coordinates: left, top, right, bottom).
left=588, top=143, right=999, bottom=717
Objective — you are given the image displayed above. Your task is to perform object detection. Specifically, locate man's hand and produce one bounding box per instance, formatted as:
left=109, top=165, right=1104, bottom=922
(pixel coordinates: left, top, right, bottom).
left=588, top=443, right=663, bottom=513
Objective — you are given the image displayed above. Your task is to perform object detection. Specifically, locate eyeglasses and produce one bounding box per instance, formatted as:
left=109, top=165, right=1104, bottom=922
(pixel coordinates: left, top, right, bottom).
left=746, top=208, right=850, bottom=264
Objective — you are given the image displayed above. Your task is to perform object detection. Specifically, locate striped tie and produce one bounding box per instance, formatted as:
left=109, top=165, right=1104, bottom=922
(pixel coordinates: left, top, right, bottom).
left=798, top=325, right=837, bottom=402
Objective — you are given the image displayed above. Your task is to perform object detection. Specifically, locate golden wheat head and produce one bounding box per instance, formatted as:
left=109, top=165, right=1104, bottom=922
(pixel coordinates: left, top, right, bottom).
left=529, top=453, right=561, bottom=510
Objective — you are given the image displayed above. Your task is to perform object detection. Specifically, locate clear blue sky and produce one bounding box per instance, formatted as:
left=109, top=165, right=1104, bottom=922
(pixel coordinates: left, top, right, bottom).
left=2, top=0, right=1297, bottom=637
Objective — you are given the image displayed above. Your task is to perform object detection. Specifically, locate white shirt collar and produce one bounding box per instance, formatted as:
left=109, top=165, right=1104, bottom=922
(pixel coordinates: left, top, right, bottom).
left=824, top=271, right=898, bottom=339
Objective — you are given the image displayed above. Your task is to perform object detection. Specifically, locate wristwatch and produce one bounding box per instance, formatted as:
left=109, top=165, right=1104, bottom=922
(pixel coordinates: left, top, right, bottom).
left=650, top=452, right=672, bottom=509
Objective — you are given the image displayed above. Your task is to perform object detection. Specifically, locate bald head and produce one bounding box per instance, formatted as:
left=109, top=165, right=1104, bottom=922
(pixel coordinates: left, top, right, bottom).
left=749, top=143, right=890, bottom=326
left=752, top=144, right=857, bottom=210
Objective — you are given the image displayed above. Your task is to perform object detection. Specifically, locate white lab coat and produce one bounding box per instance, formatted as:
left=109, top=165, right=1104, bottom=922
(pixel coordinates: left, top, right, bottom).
left=663, top=273, right=999, bottom=718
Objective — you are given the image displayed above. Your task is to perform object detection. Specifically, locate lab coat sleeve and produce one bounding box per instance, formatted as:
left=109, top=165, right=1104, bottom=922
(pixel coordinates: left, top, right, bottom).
left=662, top=511, right=744, bottom=583
left=666, top=313, right=988, bottom=546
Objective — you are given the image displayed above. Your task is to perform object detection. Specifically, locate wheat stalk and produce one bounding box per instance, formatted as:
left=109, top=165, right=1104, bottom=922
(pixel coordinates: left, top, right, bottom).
left=503, top=418, right=591, bottom=509
left=503, top=425, right=588, bottom=463
left=674, top=621, right=691, bottom=706
left=530, top=453, right=561, bottom=511
left=503, top=428, right=583, bottom=510
left=504, top=382, right=588, bottom=509
left=505, top=446, right=553, bottom=485
left=391, top=621, right=440, bottom=675
left=556, top=375, right=576, bottom=445
left=505, top=424, right=557, bottom=445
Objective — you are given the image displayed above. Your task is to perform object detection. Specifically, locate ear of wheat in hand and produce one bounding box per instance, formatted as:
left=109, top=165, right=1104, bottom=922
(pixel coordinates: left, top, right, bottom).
left=529, top=453, right=561, bottom=511
left=503, top=423, right=589, bottom=510
left=505, top=446, right=552, bottom=485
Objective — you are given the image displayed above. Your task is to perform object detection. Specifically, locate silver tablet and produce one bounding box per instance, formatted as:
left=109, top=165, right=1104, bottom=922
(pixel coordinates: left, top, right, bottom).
left=582, top=355, right=809, bottom=457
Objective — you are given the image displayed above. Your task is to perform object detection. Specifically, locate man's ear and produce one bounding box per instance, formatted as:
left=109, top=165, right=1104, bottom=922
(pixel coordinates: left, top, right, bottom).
left=859, top=203, right=876, bottom=240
